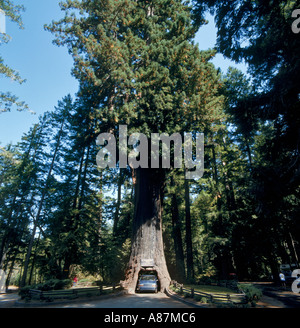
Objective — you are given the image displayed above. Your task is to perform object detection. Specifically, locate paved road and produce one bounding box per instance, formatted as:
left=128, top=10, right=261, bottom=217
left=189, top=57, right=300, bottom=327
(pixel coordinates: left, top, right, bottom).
left=262, top=289, right=300, bottom=308
left=2, top=285, right=299, bottom=308
left=34, top=292, right=194, bottom=308
left=0, top=292, right=19, bottom=308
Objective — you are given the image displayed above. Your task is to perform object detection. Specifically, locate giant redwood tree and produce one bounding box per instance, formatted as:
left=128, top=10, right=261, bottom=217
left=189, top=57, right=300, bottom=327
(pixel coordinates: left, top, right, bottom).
left=46, top=0, right=223, bottom=292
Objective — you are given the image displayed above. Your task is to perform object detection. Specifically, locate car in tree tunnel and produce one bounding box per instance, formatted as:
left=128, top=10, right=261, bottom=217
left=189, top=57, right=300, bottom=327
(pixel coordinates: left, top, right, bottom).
left=136, top=275, right=158, bottom=293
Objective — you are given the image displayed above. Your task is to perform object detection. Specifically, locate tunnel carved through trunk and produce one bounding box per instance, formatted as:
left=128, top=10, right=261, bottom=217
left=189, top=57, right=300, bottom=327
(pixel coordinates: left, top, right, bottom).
left=122, top=168, right=171, bottom=294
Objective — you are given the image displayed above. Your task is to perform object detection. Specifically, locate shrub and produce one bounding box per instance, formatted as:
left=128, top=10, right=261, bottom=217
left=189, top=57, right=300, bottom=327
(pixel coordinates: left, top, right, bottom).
left=237, top=284, right=262, bottom=307
left=19, top=279, right=72, bottom=300
left=19, top=286, right=31, bottom=300
left=194, top=295, right=209, bottom=303
left=183, top=292, right=191, bottom=298
left=197, top=276, right=215, bottom=285
left=36, top=279, right=72, bottom=291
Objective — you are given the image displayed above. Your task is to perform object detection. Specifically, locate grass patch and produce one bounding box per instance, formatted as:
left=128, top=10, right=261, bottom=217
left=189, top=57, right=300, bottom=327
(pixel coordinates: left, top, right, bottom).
left=171, top=283, right=254, bottom=307
left=184, top=284, right=236, bottom=295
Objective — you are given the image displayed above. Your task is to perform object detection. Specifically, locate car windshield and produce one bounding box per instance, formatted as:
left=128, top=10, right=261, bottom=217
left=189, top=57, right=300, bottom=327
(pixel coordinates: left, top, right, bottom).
left=139, top=275, right=156, bottom=281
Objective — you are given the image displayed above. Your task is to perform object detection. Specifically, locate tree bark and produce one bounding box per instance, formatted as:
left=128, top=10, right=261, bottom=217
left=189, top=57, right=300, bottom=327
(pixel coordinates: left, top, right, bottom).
left=62, top=147, right=85, bottom=279
left=113, top=168, right=124, bottom=236
left=184, top=178, right=194, bottom=282
left=170, top=177, right=185, bottom=282
left=122, top=168, right=171, bottom=294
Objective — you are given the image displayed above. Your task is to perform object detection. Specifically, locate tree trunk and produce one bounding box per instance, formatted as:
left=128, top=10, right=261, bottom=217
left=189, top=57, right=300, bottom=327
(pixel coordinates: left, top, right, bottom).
left=113, top=168, right=124, bottom=236
left=122, top=168, right=171, bottom=294
left=5, top=249, right=17, bottom=292
left=20, top=220, right=37, bottom=287
left=170, top=177, right=185, bottom=282
left=245, top=138, right=252, bottom=166
left=184, top=178, right=194, bottom=282
left=28, top=232, right=41, bottom=286
left=62, top=147, right=85, bottom=279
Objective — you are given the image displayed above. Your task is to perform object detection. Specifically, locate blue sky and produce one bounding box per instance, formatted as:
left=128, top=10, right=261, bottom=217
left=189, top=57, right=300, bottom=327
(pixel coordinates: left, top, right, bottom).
left=0, top=0, right=247, bottom=146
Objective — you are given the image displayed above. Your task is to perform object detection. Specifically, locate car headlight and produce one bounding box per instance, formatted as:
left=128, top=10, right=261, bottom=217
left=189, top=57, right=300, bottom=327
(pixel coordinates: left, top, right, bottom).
left=139, top=284, right=144, bottom=286
left=152, top=284, right=156, bottom=287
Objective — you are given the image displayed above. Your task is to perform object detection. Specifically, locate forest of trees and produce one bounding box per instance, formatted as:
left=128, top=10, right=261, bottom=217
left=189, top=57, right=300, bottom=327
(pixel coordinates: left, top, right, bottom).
left=0, top=0, right=299, bottom=290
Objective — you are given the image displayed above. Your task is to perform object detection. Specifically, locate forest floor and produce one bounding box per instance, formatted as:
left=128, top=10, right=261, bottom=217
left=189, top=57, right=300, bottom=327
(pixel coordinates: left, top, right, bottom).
left=0, top=283, right=299, bottom=308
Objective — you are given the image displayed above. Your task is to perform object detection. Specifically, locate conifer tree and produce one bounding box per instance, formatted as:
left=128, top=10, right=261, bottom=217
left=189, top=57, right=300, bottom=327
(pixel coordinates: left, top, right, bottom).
left=20, top=97, right=73, bottom=286
left=192, top=0, right=300, bottom=280
left=46, top=0, right=223, bottom=292
left=0, top=0, right=29, bottom=112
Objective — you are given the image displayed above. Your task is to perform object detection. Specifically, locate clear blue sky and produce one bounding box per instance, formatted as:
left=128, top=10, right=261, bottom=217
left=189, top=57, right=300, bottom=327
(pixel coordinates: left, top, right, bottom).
left=0, top=0, right=247, bottom=146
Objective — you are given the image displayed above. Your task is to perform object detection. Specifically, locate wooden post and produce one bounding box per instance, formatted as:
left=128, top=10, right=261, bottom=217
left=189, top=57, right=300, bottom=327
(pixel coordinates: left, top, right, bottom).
left=73, top=289, right=78, bottom=298
left=191, top=288, right=194, bottom=298
left=227, top=294, right=231, bottom=303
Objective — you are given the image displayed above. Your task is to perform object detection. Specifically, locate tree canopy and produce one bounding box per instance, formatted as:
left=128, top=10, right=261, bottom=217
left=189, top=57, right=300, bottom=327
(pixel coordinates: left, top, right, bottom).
left=0, top=0, right=29, bottom=113
left=0, top=0, right=299, bottom=289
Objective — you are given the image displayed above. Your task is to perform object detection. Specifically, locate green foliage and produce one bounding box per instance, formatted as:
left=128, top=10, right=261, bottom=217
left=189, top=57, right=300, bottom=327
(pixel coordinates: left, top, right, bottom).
left=1, top=0, right=300, bottom=289
left=194, top=295, right=209, bottom=303
left=36, top=279, right=72, bottom=291
left=183, top=291, right=191, bottom=298
left=0, top=1, right=29, bottom=112
left=187, top=0, right=300, bottom=282
left=19, top=279, right=72, bottom=299
left=0, top=0, right=25, bottom=29
left=18, top=286, right=31, bottom=300
left=237, top=284, right=262, bottom=307
left=42, top=0, right=224, bottom=285
left=196, top=275, right=217, bottom=285
left=45, top=0, right=224, bottom=138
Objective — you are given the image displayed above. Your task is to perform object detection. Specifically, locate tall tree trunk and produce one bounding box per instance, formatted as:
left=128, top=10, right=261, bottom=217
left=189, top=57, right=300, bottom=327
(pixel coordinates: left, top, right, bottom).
left=97, top=170, right=103, bottom=240
left=28, top=232, right=41, bottom=286
left=5, top=249, right=17, bottom=292
left=20, top=220, right=38, bottom=287
left=113, top=168, right=124, bottom=236
left=184, top=178, right=194, bottom=282
left=171, top=193, right=186, bottom=282
left=288, top=232, right=300, bottom=267
left=245, top=138, right=252, bottom=167
left=211, top=144, right=232, bottom=279
left=62, top=148, right=85, bottom=279
left=122, top=168, right=171, bottom=294
left=170, top=176, right=185, bottom=282
left=78, top=142, right=91, bottom=213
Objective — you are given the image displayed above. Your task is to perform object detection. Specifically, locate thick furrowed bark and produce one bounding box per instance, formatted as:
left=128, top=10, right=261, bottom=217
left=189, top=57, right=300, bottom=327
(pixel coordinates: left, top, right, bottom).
left=122, top=168, right=171, bottom=294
